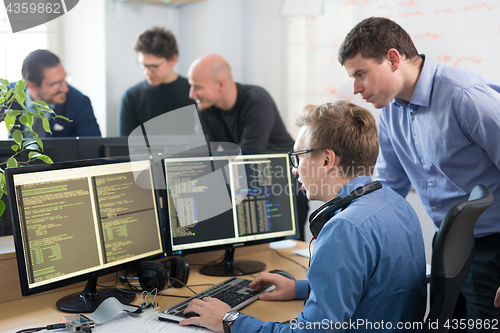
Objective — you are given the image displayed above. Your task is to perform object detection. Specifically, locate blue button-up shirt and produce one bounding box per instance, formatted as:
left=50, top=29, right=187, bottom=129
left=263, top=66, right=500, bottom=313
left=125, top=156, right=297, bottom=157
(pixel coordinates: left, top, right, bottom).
left=234, top=176, right=426, bottom=332
left=376, top=55, right=500, bottom=237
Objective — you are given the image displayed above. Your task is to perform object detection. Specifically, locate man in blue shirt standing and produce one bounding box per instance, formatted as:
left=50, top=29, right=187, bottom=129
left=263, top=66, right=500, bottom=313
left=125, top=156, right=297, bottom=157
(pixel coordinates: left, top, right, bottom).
left=17, top=49, right=101, bottom=137
left=179, top=101, right=426, bottom=332
left=339, top=17, right=500, bottom=331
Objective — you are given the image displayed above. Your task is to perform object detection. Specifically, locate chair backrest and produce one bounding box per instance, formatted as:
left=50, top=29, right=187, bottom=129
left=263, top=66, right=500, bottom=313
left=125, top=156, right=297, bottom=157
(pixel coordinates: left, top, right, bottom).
left=423, top=185, right=494, bottom=333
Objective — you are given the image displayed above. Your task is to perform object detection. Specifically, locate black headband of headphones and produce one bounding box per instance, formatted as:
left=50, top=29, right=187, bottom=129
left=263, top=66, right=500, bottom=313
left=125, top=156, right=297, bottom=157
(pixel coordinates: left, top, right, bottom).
left=309, top=181, right=382, bottom=239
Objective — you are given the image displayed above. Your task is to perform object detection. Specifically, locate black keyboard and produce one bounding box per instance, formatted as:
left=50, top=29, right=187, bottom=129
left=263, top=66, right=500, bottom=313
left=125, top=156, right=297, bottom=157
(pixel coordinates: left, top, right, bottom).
left=158, top=277, right=275, bottom=322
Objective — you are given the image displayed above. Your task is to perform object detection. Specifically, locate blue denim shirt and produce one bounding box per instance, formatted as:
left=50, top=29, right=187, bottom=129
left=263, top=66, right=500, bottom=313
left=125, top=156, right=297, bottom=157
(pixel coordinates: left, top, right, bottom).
left=376, top=55, right=500, bottom=237
left=234, top=176, right=426, bottom=332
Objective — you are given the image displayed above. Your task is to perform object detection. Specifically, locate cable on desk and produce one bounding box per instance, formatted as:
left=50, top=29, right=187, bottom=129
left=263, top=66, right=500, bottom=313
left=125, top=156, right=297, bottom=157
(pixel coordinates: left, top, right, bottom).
left=186, top=283, right=215, bottom=288
left=272, top=249, right=308, bottom=270
left=16, top=323, right=66, bottom=333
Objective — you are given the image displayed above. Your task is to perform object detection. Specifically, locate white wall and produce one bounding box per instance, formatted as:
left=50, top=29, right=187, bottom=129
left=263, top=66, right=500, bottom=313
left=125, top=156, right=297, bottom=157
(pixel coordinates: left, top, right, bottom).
left=61, top=0, right=107, bottom=136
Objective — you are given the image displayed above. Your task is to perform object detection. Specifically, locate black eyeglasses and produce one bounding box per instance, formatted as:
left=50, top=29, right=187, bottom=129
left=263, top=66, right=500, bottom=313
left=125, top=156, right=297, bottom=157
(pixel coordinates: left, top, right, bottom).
left=288, top=148, right=326, bottom=168
left=138, top=59, right=166, bottom=72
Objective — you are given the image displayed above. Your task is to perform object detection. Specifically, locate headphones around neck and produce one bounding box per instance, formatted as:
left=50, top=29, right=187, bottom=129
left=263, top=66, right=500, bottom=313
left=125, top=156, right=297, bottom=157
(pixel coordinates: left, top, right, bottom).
left=309, top=181, right=382, bottom=239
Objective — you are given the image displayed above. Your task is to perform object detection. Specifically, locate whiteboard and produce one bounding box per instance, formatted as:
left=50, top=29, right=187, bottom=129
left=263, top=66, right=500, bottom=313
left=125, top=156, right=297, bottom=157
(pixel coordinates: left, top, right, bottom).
left=284, top=0, right=500, bottom=133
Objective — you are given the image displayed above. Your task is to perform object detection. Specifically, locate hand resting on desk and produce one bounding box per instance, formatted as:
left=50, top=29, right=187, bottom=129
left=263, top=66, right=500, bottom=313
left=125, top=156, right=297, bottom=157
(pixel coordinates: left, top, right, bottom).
left=179, top=273, right=296, bottom=332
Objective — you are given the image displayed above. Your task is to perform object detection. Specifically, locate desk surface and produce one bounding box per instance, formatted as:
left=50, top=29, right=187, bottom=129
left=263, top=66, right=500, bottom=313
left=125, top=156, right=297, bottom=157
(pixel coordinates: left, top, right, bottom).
left=0, top=242, right=309, bottom=333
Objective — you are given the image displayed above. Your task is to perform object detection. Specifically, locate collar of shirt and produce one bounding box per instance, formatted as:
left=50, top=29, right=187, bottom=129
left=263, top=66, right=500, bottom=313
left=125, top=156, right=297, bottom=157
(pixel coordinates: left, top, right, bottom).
left=335, top=175, right=373, bottom=199
left=393, top=54, right=437, bottom=111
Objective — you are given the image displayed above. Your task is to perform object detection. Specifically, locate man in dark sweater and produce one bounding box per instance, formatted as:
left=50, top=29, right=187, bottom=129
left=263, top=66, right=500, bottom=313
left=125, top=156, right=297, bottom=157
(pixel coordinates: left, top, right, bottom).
left=188, top=54, right=309, bottom=240
left=188, top=54, right=294, bottom=152
left=119, top=27, right=194, bottom=137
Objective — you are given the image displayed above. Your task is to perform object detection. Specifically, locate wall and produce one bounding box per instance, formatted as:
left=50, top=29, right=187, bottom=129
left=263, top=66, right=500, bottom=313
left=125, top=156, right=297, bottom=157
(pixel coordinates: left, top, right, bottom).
left=61, top=0, right=107, bottom=136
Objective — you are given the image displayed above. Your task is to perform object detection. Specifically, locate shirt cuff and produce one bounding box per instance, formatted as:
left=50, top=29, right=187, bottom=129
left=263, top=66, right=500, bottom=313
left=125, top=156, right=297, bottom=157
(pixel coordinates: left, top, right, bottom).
left=232, top=314, right=264, bottom=333
left=295, top=280, right=309, bottom=300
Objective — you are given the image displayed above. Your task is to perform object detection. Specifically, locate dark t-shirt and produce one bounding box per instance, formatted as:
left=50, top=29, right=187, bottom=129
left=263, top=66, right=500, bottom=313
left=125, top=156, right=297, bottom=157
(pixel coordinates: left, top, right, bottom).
left=199, top=83, right=294, bottom=152
left=119, top=76, right=194, bottom=136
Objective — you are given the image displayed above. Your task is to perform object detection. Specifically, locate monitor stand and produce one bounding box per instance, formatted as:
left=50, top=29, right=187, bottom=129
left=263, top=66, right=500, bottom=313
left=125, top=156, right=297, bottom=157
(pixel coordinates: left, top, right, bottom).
left=199, top=248, right=266, bottom=276
left=56, top=277, right=135, bottom=313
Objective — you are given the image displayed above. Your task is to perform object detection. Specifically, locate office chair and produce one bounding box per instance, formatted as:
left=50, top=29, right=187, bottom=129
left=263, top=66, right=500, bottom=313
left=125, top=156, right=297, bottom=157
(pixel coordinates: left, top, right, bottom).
left=423, top=184, right=494, bottom=333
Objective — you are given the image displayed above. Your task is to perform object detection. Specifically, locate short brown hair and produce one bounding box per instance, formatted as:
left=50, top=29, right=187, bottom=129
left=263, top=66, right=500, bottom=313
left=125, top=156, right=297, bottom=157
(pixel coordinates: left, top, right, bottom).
left=134, top=27, right=178, bottom=60
left=22, top=49, right=61, bottom=87
left=295, top=101, right=379, bottom=177
left=338, top=17, right=419, bottom=65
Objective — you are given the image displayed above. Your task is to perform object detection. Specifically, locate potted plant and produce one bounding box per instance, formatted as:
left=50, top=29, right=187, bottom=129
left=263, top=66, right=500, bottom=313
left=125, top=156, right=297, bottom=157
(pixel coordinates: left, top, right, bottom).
left=0, top=78, right=70, bottom=216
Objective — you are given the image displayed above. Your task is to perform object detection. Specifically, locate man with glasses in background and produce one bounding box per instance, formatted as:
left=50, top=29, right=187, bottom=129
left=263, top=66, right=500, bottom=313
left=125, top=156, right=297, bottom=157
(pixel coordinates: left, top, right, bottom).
left=13, top=49, right=101, bottom=137
left=119, top=27, right=194, bottom=137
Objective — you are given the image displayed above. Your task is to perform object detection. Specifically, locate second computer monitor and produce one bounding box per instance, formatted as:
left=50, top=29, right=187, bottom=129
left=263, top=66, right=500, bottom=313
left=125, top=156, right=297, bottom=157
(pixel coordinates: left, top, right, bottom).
left=163, top=152, right=297, bottom=276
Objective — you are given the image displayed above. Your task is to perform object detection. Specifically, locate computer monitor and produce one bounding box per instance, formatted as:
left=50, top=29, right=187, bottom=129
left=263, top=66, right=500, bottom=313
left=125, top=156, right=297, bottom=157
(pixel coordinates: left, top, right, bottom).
left=0, top=138, right=80, bottom=236
left=162, top=151, right=298, bottom=276
left=5, top=157, right=164, bottom=313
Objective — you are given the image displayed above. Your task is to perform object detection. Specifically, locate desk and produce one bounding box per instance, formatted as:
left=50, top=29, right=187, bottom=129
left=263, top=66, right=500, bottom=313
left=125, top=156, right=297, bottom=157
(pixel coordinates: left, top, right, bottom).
left=0, top=242, right=309, bottom=333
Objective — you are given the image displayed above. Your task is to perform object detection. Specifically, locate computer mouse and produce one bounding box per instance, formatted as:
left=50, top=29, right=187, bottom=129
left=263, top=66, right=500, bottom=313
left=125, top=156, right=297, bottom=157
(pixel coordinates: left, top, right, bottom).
left=269, top=269, right=295, bottom=281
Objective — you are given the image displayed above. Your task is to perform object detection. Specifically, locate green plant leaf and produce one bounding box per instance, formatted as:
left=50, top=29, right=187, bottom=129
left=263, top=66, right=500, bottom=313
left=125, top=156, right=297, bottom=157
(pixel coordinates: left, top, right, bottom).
left=23, top=140, right=38, bottom=150
left=12, top=129, right=23, bottom=146
left=33, top=132, right=43, bottom=151
left=28, top=152, right=42, bottom=160
left=42, top=117, right=51, bottom=134
left=19, top=113, right=30, bottom=126
left=55, top=115, right=72, bottom=122
left=15, top=80, right=26, bottom=93
left=0, top=96, right=4, bottom=104
left=13, top=91, right=25, bottom=109
left=0, top=78, right=9, bottom=86
left=0, top=173, right=5, bottom=196
left=4, top=115, right=15, bottom=130
left=11, top=144, right=19, bottom=152
left=37, top=155, right=53, bottom=164
left=5, top=89, right=13, bottom=102
left=0, top=201, right=5, bottom=217
left=6, top=158, right=18, bottom=168
left=0, top=84, right=7, bottom=92
left=32, top=100, right=49, bottom=109
left=5, top=109, right=20, bottom=118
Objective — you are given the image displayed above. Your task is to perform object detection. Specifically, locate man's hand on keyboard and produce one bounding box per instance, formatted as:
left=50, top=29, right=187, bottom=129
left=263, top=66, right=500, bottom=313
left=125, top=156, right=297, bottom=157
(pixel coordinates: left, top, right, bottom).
left=249, top=272, right=296, bottom=301
left=179, top=297, right=231, bottom=333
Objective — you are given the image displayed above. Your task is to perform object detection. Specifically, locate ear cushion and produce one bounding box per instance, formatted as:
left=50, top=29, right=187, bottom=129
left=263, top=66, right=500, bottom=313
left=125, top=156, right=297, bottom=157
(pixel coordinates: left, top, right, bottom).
left=138, top=261, right=168, bottom=291
left=168, top=256, right=190, bottom=288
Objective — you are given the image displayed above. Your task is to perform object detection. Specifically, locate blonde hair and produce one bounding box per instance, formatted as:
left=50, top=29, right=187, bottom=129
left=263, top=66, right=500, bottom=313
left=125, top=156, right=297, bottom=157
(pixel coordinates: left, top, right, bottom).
left=295, top=101, right=379, bottom=176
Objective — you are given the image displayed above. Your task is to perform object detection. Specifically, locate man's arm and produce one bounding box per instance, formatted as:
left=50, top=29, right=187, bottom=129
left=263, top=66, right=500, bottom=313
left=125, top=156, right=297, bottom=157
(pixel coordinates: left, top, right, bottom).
left=375, top=110, right=412, bottom=197
left=458, top=85, right=500, bottom=170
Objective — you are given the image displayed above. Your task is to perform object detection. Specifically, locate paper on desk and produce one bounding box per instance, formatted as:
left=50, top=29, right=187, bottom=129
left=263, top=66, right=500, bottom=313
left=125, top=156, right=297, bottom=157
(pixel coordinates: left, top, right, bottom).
left=270, top=239, right=297, bottom=249
left=91, top=312, right=211, bottom=333
left=293, top=246, right=314, bottom=258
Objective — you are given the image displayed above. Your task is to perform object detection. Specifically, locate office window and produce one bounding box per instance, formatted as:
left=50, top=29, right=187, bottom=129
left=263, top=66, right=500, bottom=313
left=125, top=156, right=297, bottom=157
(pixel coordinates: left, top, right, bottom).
left=0, top=6, right=48, bottom=139
left=0, top=6, right=48, bottom=81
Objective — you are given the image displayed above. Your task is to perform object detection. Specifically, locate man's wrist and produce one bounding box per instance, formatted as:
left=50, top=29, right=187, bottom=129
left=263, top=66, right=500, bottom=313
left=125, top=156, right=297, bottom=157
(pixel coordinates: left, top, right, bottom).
left=222, top=310, right=240, bottom=333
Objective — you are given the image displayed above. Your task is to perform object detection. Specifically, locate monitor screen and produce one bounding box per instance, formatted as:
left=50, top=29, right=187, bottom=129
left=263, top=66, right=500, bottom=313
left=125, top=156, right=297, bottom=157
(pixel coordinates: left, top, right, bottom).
left=5, top=157, right=164, bottom=312
left=163, top=152, right=297, bottom=276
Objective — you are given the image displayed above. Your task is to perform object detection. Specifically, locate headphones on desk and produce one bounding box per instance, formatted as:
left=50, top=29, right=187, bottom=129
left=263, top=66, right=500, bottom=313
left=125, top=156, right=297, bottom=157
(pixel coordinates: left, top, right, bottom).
left=122, top=256, right=190, bottom=292
left=309, top=181, right=382, bottom=239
